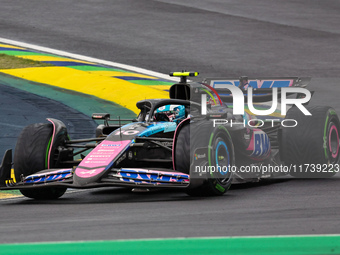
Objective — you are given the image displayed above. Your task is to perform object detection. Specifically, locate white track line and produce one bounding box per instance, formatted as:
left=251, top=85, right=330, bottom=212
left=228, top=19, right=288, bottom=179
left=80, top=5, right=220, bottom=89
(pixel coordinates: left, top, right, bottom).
left=0, top=37, right=179, bottom=81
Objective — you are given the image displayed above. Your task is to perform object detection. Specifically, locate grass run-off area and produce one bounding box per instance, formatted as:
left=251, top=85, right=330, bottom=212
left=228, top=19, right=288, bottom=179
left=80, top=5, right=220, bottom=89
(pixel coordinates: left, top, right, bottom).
left=0, top=54, right=52, bottom=69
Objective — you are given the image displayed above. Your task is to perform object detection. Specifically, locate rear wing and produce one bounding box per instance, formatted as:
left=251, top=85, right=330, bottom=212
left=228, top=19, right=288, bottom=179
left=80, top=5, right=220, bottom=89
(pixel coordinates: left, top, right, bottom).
left=202, top=77, right=312, bottom=103
left=203, top=77, right=311, bottom=89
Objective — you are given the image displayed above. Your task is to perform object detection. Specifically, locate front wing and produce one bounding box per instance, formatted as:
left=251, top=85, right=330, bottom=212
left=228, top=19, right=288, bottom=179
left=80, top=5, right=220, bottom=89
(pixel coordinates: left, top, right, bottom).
left=1, top=164, right=190, bottom=190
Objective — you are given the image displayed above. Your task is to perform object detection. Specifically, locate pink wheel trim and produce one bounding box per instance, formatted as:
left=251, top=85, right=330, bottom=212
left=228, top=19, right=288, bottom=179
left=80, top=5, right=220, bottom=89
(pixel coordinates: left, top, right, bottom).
left=329, top=124, right=339, bottom=158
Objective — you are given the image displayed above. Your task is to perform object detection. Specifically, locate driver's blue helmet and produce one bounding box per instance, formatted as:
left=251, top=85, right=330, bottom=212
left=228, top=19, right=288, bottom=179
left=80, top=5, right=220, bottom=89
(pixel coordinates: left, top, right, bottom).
left=155, top=105, right=186, bottom=123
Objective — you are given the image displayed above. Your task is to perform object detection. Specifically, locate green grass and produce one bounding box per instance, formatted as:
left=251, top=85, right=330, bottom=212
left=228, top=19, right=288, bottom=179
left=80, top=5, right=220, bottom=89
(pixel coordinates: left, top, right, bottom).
left=0, top=190, right=21, bottom=195
left=0, top=53, right=53, bottom=69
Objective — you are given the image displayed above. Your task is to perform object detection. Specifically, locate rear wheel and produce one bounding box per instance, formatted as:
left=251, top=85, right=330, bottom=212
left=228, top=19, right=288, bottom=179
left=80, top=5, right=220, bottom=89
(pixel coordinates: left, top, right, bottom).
left=281, top=106, right=340, bottom=177
left=175, top=121, right=234, bottom=196
left=14, top=122, right=68, bottom=199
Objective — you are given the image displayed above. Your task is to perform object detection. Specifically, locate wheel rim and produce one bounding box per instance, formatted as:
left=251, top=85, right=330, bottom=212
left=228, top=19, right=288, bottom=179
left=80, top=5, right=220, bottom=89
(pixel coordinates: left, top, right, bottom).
left=214, top=138, right=232, bottom=183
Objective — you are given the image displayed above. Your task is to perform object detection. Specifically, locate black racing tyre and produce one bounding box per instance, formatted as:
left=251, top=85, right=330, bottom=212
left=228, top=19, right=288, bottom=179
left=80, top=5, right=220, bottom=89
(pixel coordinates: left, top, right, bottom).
left=281, top=106, right=340, bottom=178
left=175, top=121, right=234, bottom=196
left=173, top=123, right=190, bottom=175
left=14, top=123, right=67, bottom=199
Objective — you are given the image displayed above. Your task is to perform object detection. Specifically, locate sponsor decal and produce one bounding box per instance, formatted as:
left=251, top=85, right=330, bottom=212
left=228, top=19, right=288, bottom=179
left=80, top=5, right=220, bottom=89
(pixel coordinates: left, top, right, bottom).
left=101, top=144, right=121, bottom=147
left=211, top=79, right=295, bottom=89
left=247, top=130, right=270, bottom=157
left=24, top=169, right=72, bottom=184
left=118, top=169, right=189, bottom=184
left=244, top=133, right=251, bottom=140
left=139, top=122, right=177, bottom=137
left=76, top=140, right=131, bottom=178
left=161, top=141, right=173, bottom=147
left=115, top=153, right=126, bottom=165
left=84, top=161, right=106, bottom=164
left=87, top=155, right=111, bottom=158
left=194, top=153, right=206, bottom=160
left=76, top=167, right=105, bottom=178
left=163, top=122, right=177, bottom=133
left=115, top=130, right=140, bottom=136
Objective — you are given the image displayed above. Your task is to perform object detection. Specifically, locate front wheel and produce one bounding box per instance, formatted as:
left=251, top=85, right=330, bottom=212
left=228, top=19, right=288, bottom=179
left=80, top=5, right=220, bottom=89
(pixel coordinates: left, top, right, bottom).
left=14, top=122, right=68, bottom=199
left=175, top=121, right=234, bottom=196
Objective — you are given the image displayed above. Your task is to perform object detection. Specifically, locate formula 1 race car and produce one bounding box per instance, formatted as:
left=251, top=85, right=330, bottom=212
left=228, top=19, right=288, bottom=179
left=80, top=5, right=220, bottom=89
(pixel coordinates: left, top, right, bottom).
left=0, top=72, right=339, bottom=199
